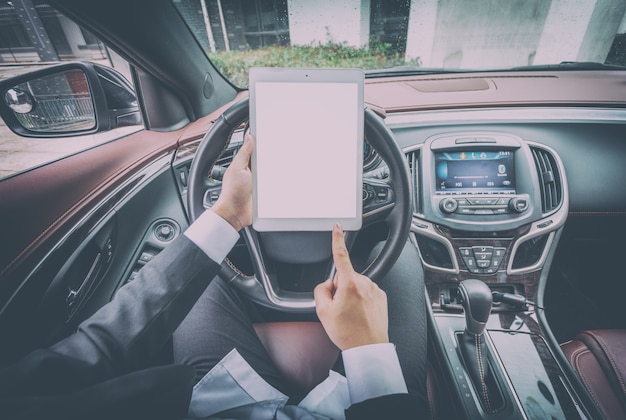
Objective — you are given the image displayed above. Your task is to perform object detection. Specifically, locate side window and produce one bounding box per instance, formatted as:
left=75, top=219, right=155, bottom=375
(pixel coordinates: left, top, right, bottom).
left=0, top=0, right=142, bottom=181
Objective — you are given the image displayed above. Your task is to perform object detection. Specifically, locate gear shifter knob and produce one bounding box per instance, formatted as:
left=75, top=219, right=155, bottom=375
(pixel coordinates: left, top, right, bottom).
left=458, top=279, right=492, bottom=336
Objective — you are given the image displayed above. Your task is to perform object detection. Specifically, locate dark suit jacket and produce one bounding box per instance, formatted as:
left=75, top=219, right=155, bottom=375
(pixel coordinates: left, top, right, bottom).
left=0, top=236, right=420, bottom=420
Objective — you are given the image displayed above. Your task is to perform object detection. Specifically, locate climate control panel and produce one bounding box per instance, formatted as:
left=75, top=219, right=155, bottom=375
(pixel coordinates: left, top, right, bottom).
left=459, top=246, right=506, bottom=274
left=439, top=194, right=530, bottom=216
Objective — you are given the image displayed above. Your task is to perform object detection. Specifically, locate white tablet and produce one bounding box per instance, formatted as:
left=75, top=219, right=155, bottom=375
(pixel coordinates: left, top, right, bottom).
left=249, top=67, right=364, bottom=232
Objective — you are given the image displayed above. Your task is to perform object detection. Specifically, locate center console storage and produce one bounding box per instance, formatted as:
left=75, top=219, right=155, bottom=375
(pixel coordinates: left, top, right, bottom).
left=432, top=310, right=582, bottom=419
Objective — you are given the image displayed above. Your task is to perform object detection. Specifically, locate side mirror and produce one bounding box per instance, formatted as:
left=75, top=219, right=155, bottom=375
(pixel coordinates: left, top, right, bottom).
left=0, top=61, right=141, bottom=138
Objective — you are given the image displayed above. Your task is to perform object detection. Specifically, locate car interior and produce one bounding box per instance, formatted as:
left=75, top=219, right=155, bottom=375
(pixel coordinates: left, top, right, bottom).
left=1, top=0, right=626, bottom=418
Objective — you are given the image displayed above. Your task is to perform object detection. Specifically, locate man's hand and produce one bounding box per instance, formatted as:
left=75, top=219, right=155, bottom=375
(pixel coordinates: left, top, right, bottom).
left=314, top=223, right=389, bottom=350
left=212, top=134, right=254, bottom=231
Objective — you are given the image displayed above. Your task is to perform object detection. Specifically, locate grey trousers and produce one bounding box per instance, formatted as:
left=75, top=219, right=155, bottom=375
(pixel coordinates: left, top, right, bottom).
left=172, top=241, right=428, bottom=408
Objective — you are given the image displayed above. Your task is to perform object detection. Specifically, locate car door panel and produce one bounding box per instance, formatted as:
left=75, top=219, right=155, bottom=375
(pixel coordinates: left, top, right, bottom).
left=0, top=117, right=210, bottom=364
left=0, top=129, right=181, bottom=278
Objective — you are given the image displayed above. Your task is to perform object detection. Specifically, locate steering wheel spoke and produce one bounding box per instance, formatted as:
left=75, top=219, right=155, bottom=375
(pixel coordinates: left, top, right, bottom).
left=241, top=227, right=317, bottom=310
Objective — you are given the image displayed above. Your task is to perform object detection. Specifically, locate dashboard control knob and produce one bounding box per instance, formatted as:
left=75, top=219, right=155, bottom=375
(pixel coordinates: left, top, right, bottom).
left=509, top=197, right=529, bottom=213
left=440, top=198, right=458, bottom=214
left=155, top=221, right=177, bottom=242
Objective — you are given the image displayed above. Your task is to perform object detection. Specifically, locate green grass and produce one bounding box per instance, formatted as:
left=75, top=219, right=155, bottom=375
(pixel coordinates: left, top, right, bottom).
left=208, top=43, right=419, bottom=88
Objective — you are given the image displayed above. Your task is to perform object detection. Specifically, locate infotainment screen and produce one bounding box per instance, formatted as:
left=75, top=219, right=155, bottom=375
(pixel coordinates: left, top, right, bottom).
left=435, top=150, right=515, bottom=194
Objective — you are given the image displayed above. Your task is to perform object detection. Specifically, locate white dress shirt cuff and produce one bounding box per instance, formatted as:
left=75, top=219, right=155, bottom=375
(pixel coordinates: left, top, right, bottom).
left=184, top=210, right=240, bottom=263
left=342, top=343, right=408, bottom=404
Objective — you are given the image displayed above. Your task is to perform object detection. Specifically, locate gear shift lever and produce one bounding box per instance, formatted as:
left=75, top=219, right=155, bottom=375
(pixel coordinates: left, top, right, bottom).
left=457, top=279, right=501, bottom=413
left=458, top=279, right=492, bottom=335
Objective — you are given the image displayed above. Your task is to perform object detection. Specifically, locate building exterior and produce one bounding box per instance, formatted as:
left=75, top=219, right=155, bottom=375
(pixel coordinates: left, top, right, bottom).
left=0, top=0, right=107, bottom=63
left=2, top=0, right=626, bottom=68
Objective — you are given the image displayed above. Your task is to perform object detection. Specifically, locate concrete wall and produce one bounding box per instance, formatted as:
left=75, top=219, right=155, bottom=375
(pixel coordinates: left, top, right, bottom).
left=287, top=0, right=371, bottom=47
left=285, top=0, right=626, bottom=68
left=406, top=0, right=626, bottom=68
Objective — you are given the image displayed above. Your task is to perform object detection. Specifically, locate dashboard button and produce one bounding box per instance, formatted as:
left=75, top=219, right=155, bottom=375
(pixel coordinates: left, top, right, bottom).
left=459, top=247, right=472, bottom=257
left=463, top=256, right=477, bottom=269
left=155, top=222, right=177, bottom=242
left=139, top=251, right=155, bottom=264
left=509, top=197, right=529, bottom=213
left=494, top=247, right=506, bottom=257
left=440, top=198, right=458, bottom=213
left=474, top=209, right=494, bottom=215
left=473, top=246, right=493, bottom=253
left=477, top=260, right=491, bottom=268
left=468, top=198, right=498, bottom=205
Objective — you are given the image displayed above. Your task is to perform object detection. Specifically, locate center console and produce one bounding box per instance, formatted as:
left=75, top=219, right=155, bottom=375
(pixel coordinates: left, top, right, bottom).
left=406, top=132, right=586, bottom=418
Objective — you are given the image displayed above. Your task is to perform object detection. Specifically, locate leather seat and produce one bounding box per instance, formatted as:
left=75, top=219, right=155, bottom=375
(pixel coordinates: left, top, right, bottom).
left=254, top=321, right=438, bottom=419
left=560, top=329, right=626, bottom=419
left=253, top=322, right=340, bottom=395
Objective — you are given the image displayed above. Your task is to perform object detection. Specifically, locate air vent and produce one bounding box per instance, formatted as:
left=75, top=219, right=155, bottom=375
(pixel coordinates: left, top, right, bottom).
left=531, top=147, right=562, bottom=213
left=405, top=149, right=420, bottom=212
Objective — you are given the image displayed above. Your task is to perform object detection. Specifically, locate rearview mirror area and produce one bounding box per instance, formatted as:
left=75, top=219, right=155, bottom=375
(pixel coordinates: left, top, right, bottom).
left=0, top=62, right=141, bottom=138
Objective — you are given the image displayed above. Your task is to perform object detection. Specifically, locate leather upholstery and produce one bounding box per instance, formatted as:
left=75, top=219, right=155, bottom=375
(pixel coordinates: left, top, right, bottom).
left=254, top=321, right=439, bottom=418
left=561, top=329, right=626, bottom=419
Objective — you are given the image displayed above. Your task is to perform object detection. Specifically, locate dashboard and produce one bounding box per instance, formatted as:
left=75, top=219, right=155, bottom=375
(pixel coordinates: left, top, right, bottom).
left=380, top=110, right=578, bottom=311
left=373, top=101, right=626, bottom=419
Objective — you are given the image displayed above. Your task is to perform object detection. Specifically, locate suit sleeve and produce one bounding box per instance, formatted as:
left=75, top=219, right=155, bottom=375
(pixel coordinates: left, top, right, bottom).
left=0, top=235, right=222, bottom=397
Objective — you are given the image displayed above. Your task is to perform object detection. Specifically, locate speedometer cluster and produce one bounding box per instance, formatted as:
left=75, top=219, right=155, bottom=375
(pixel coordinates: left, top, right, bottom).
left=364, top=140, right=381, bottom=171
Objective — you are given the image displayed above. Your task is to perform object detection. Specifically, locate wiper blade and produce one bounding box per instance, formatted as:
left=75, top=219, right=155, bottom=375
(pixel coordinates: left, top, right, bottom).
left=365, top=66, right=472, bottom=78
left=510, top=61, right=625, bottom=71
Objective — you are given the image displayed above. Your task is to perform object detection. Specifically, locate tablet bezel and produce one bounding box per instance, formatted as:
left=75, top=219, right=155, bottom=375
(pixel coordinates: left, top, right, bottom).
left=249, top=67, right=364, bottom=232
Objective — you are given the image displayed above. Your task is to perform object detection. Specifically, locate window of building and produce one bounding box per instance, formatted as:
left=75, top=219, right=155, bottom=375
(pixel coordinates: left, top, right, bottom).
left=242, top=0, right=290, bottom=48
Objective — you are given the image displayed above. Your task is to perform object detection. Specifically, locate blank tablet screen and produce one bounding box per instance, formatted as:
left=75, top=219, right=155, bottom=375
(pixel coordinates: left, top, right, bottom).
left=250, top=68, right=363, bottom=231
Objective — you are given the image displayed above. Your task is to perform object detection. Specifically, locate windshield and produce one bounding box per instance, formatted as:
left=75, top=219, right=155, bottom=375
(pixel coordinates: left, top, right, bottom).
left=174, top=0, right=626, bottom=88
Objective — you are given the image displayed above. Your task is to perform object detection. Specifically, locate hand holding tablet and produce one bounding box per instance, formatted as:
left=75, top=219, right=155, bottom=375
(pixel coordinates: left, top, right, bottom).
left=249, top=67, right=364, bottom=232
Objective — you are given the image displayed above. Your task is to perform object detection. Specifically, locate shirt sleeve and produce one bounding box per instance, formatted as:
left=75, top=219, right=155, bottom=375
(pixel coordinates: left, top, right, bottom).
left=184, top=209, right=240, bottom=262
left=342, top=343, right=408, bottom=404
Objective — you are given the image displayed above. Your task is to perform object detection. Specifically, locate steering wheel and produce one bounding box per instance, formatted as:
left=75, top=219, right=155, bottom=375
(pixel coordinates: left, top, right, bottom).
left=188, top=97, right=412, bottom=312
